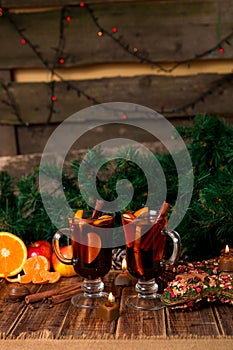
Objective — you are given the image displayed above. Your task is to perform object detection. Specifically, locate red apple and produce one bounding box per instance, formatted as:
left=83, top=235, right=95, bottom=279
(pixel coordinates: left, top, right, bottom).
left=27, top=240, right=53, bottom=262
left=51, top=245, right=76, bottom=277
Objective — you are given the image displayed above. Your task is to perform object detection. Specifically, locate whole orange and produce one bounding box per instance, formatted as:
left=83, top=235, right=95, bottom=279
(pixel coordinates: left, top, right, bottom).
left=51, top=246, right=76, bottom=277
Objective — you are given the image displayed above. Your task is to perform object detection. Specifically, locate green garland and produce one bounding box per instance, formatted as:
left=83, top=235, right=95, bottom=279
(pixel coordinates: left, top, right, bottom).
left=0, top=115, right=232, bottom=260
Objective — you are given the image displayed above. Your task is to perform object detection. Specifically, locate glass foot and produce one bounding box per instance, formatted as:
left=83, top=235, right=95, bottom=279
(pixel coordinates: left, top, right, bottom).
left=71, top=292, right=109, bottom=309
left=125, top=293, right=165, bottom=311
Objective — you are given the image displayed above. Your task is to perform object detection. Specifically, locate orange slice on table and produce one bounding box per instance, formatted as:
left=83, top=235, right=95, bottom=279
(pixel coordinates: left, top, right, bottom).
left=19, top=273, right=32, bottom=284
left=83, top=232, right=101, bottom=264
left=31, top=271, right=49, bottom=284
left=134, top=207, right=149, bottom=218
left=40, top=270, right=61, bottom=284
left=23, top=255, right=50, bottom=275
left=0, top=232, right=27, bottom=277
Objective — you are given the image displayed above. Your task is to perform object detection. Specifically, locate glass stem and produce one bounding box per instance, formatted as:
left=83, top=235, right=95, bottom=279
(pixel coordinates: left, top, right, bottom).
left=135, top=278, right=158, bottom=298
left=82, top=278, right=104, bottom=297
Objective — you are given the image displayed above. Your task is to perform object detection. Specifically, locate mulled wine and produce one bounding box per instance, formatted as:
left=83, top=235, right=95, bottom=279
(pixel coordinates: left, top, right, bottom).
left=52, top=203, right=115, bottom=309
left=71, top=216, right=113, bottom=280
left=121, top=202, right=181, bottom=310
left=122, top=216, right=167, bottom=280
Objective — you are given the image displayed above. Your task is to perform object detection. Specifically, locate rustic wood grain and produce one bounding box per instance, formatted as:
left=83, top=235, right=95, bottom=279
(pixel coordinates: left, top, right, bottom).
left=0, top=272, right=233, bottom=339
left=9, top=276, right=81, bottom=339
left=59, top=274, right=117, bottom=339
left=1, top=74, right=232, bottom=126
left=116, top=286, right=166, bottom=338
left=166, top=305, right=221, bottom=337
left=0, top=280, right=40, bottom=337
left=0, top=71, right=11, bottom=82
left=15, top=121, right=171, bottom=155
left=2, top=0, right=155, bottom=8
left=0, top=126, right=17, bottom=156
left=16, top=124, right=57, bottom=154
left=213, top=304, right=233, bottom=336
left=0, top=1, right=232, bottom=68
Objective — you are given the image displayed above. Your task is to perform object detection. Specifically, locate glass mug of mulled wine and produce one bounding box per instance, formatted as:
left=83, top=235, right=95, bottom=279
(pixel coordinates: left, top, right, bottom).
left=52, top=207, right=114, bottom=309
left=122, top=201, right=181, bottom=310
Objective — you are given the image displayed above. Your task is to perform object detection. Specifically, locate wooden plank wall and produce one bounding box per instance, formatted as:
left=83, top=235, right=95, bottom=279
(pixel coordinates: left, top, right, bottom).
left=0, top=0, right=233, bottom=156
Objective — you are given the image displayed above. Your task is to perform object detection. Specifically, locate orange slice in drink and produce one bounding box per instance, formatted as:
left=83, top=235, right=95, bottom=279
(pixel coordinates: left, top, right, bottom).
left=83, top=232, right=101, bottom=264
left=122, top=213, right=135, bottom=223
left=134, top=207, right=149, bottom=218
left=122, top=213, right=136, bottom=248
left=0, top=232, right=28, bottom=277
left=74, top=209, right=83, bottom=218
left=93, top=215, right=113, bottom=227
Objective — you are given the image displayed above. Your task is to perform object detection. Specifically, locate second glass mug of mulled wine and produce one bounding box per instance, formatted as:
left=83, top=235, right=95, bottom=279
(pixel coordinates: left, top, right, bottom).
left=122, top=201, right=181, bottom=310
left=52, top=206, right=114, bottom=309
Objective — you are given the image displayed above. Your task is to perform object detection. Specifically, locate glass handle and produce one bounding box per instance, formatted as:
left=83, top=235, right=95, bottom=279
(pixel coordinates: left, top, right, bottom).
left=52, top=229, right=76, bottom=265
left=163, top=229, right=181, bottom=266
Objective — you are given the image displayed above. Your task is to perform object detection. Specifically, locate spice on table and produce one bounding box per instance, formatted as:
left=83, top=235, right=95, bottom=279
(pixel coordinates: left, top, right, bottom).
left=219, top=245, right=233, bottom=273
left=96, top=292, right=119, bottom=321
left=114, top=258, right=130, bottom=286
left=25, top=282, right=82, bottom=304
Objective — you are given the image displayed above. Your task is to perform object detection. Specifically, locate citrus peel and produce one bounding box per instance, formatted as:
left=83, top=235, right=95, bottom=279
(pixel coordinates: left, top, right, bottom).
left=0, top=232, right=27, bottom=277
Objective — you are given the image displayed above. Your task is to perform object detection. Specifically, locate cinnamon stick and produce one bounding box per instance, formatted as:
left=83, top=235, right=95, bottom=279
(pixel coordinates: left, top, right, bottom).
left=142, top=217, right=167, bottom=251
left=141, top=202, right=169, bottom=250
left=133, top=226, right=144, bottom=276
left=92, top=199, right=104, bottom=219
left=25, top=282, right=82, bottom=304
left=49, top=287, right=81, bottom=304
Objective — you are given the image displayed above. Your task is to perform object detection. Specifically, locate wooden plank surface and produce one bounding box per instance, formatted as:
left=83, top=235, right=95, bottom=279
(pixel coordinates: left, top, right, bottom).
left=0, top=280, right=40, bottom=337
left=1, top=0, right=158, bottom=8
left=213, top=304, right=233, bottom=336
left=116, top=286, right=166, bottom=338
left=9, top=276, right=81, bottom=339
left=0, top=1, right=232, bottom=68
left=166, top=306, right=221, bottom=337
left=60, top=272, right=119, bottom=338
left=0, top=126, right=17, bottom=156
left=0, top=272, right=233, bottom=339
left=0, top=74, right=233, bottom=126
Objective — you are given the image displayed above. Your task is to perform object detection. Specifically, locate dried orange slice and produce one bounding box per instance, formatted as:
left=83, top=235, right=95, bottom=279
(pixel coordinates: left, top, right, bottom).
left=83, top=232, right=101, bottom=264
left=93, top=215, right=113, bottom=227
left=23, top=255, right=50, bottom=275
left=0, top=232, right=27, bottom=277
left=122, top=213, right=135, bottom=223
left=74, top=209, right=83, bottom=218
left=134, top=207, right=149, bottom=218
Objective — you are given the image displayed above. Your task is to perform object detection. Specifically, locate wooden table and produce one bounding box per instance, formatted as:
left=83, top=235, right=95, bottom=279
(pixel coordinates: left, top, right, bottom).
left=0, top=271, right=233, bottom=349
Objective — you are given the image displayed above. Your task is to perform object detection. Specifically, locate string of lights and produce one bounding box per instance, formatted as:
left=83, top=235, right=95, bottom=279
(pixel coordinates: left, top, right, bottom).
left=0, top=3, right=232, bottom=125
left=83, top=3, right=233, bottom=73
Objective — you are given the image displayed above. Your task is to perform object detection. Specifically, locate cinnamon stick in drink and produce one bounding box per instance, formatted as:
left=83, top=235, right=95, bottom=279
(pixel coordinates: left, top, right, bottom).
left=134, top=226, right=144, bottom=276
left=141, top=202, right=169, bottom=251
left=92, top=199, right=104, bottom=219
